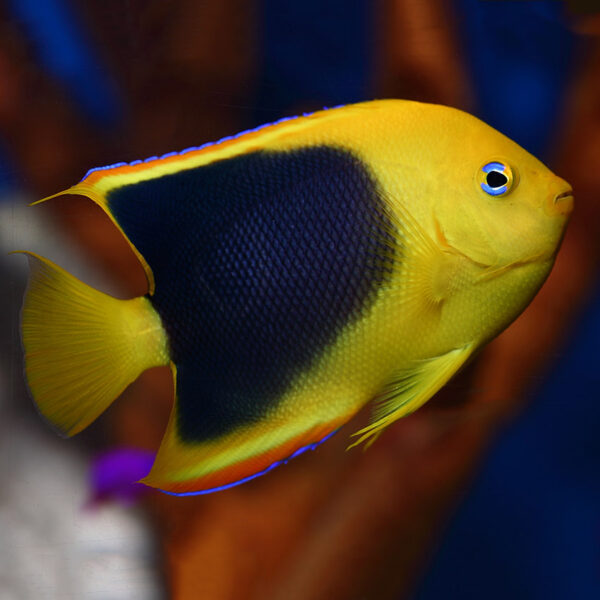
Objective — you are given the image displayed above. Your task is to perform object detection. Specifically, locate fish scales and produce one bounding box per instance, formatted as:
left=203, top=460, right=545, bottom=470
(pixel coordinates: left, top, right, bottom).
left=107, top=146, right=396, bottom=442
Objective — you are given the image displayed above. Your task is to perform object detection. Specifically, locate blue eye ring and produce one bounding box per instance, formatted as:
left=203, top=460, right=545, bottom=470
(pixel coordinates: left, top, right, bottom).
left=478, top=161, right=515, bottom=197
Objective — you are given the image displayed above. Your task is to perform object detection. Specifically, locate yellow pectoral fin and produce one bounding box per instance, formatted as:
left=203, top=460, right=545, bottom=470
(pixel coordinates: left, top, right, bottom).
left=349, top=344, right=474, bottom=448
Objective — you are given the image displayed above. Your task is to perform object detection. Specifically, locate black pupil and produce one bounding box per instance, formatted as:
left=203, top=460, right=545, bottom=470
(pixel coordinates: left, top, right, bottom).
left=486, top=170, right=508, bottom=188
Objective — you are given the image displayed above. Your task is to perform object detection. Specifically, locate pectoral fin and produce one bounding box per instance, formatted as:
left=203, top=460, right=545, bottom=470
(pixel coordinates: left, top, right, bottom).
left=349, top=344, right=474, bottom=448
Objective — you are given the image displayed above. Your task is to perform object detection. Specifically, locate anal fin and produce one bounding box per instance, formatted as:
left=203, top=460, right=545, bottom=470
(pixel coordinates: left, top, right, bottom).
left=142, top=364, right=344, bottom=495
left=349, top=344, right=474, bottom=448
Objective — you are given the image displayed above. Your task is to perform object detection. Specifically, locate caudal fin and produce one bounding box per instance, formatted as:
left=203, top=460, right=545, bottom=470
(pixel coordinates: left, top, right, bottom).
left=19, top=252, right=170, bottom=436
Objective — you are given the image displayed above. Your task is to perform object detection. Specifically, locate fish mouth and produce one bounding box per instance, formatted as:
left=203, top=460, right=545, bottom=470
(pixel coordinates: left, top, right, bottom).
left=548, top=188, right=574, bottom=216
left=555, top=189, right=574, bottom=203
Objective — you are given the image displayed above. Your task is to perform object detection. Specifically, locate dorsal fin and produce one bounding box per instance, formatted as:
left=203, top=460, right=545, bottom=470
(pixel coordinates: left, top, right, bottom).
left=31, top=183, right=157, bottom=294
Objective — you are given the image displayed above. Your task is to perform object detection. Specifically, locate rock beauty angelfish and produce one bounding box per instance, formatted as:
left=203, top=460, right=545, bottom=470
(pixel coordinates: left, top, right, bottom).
left=18, top=100, right=573, bottom=496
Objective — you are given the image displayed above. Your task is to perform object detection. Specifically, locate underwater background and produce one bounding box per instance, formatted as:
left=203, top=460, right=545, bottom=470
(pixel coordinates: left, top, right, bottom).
left=0, top=1, right=598, bottom=598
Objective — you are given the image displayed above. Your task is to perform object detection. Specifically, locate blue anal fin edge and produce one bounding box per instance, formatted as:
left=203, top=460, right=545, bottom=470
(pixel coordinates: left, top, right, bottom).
left=157, top=429, right=339, bottom=497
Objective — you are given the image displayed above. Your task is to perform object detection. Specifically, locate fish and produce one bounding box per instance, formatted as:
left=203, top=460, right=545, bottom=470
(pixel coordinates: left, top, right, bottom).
left=17, top=99, right=573, bottom=496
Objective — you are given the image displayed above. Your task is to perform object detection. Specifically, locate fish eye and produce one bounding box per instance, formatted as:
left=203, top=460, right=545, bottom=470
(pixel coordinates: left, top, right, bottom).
left=478, top=161, right=515, bottom=197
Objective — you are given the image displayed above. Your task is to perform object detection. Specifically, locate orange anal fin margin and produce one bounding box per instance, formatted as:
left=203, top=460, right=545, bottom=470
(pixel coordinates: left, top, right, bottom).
left=146, top=426, right=340, bottom=497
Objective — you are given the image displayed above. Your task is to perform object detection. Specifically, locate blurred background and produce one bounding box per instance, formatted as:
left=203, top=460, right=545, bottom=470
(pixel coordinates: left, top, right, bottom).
left=0, top=1, right=599, bottom=598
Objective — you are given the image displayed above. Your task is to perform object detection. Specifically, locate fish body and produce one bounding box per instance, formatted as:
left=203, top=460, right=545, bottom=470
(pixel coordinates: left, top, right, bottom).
left=19, top=100, right=573, bottom=495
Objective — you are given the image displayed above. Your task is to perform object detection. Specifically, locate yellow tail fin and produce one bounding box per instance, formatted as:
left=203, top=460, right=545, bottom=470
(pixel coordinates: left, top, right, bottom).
left=19, top=252, right=170, bottom=436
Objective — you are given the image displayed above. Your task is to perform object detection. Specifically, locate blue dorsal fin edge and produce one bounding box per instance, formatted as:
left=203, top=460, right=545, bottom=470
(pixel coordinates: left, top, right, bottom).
left=80, top=104, right=348, bottom=183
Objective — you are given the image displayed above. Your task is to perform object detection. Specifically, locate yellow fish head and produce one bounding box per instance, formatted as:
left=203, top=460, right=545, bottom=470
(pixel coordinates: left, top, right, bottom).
left=426, top=108, right=573, bottom=273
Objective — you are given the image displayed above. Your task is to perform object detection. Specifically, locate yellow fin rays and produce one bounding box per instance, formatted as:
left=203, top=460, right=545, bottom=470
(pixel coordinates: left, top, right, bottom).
left=349, top=344, right=473, bottom=448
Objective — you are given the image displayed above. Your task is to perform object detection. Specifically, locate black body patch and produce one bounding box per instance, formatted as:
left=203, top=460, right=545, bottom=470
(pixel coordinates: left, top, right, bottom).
left=108, top=146, right=395, bottom=442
